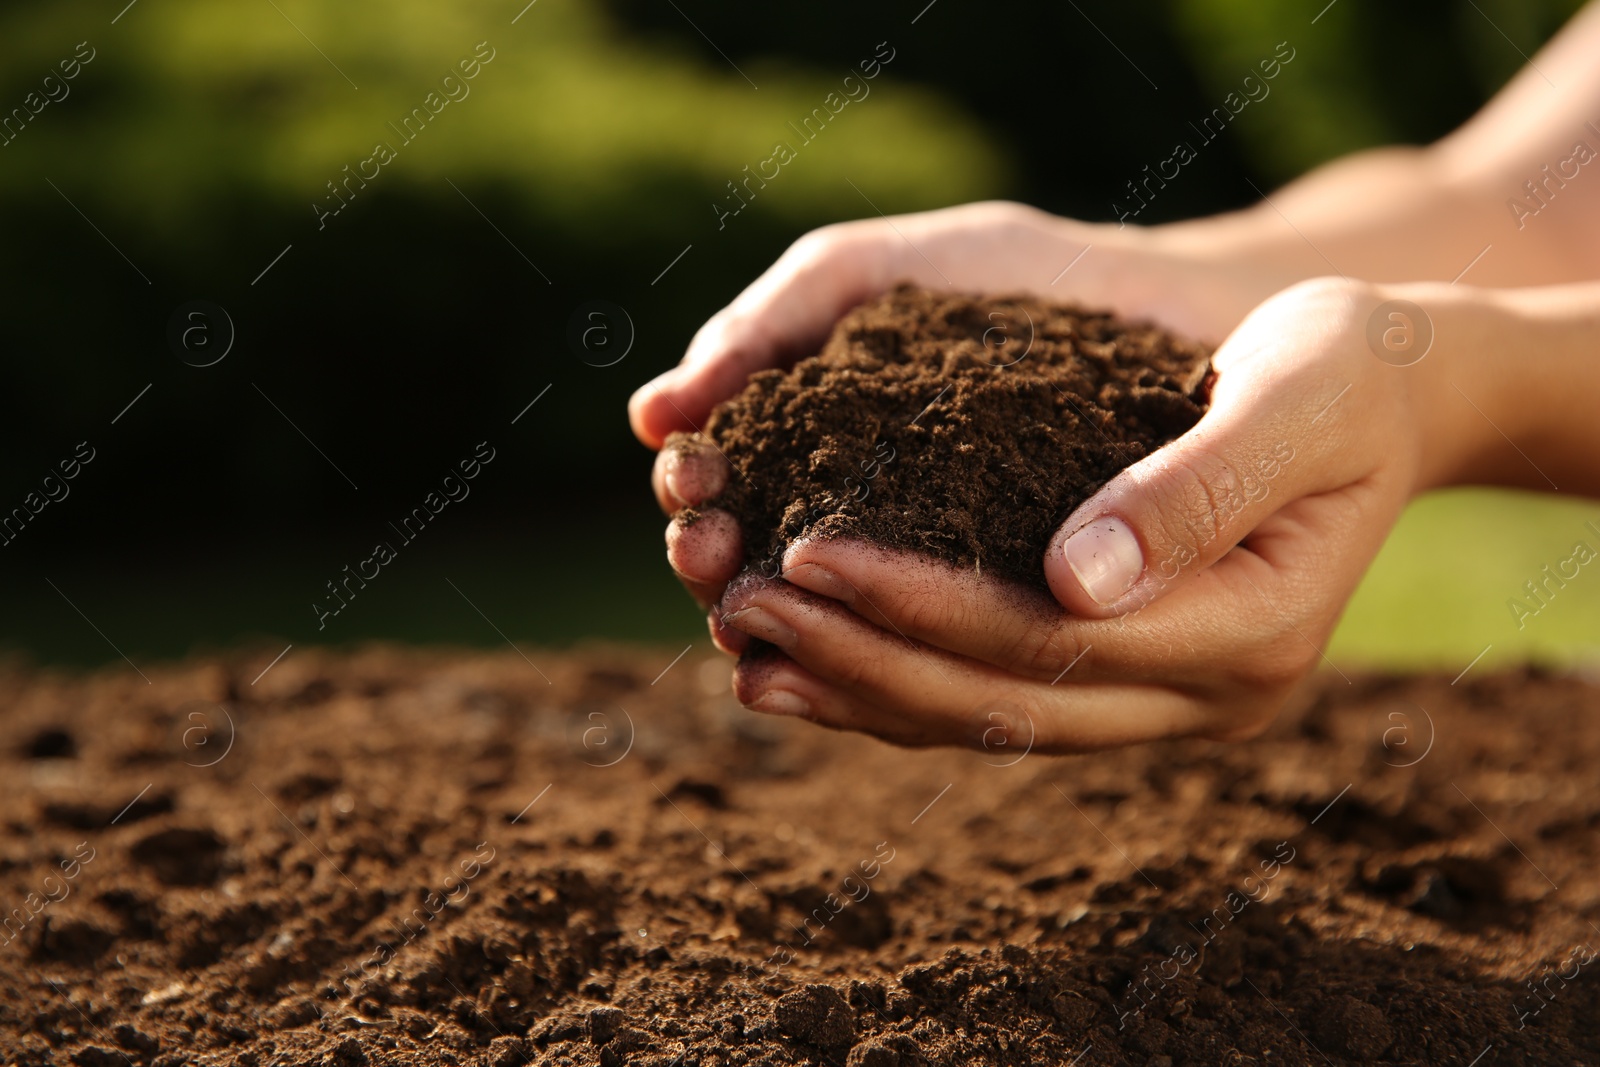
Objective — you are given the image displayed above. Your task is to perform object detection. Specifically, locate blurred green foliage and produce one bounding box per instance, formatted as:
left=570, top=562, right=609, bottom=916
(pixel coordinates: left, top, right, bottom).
left=1332, top=490, right=1600, bottom=670
left=0, top=1, right=1000, bottom=237
left=1171, top=0, right=1587, bottom=180
left=0, top=0, right=1593, bottom=671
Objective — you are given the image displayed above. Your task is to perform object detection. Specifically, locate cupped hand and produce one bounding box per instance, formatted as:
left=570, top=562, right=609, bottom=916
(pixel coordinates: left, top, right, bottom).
left=718, top=277, right=1435, bottom=752
left=638, top=201, right=1289, bottom=645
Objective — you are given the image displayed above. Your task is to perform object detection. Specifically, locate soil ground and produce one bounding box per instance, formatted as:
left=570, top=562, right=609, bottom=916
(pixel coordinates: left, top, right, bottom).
left=3, top=647, right=1599, bottom=1066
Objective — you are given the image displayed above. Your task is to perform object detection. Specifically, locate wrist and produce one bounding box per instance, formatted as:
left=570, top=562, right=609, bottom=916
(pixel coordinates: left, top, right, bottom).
left=1381, top=282, right=1504, bottom=495
left=1394, top=281, right=1600, bottom=497
left=1060, top=216, right=1301, bottom=343
left=1149, top=203, right=1289, bottom=269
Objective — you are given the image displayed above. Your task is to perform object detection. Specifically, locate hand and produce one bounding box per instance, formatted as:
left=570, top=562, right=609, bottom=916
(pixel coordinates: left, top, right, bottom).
left=636, top=201, right=1291, bottom=646
left=718, top=277, right=1441, bottom=751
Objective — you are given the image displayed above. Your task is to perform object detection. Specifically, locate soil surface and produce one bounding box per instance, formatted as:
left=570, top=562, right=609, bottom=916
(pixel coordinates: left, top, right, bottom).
left=4, top=647, right=1600, bottom=1066
left=698, top=286, right=1212, bottom=588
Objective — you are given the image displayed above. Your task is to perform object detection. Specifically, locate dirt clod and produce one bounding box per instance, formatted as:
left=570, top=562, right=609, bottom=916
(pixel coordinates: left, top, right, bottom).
left=847, top=1040, right=911, bottom=1067
left=69, top=1047, right=124, bottom=1067
left=488, top=1035, right=532, bottom=1067
left=702, top=285, right=1212, bottom=587
left=587, top=1007, right=623, bottom=1046
left=1309, top=994, right=1394, bottom=1059
left=327, top=1035, right=366, bottom=1067
left=129, top=826, right=227, bottom=886
left=774, top=984, right=855, bottom=1048
left=113, top=1025, right=159, bottom=1055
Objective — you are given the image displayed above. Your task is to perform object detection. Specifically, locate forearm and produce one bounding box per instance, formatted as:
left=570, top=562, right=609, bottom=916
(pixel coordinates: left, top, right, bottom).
left=1408, top=280, right=1600, bottom=499
left=1150, top=3, right=1600, bottom=290
left=1154, top=148, right=1590, bottom=287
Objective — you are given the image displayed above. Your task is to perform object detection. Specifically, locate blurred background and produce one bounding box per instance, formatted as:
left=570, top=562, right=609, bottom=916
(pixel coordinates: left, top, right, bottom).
left=0, top=0, right=1595, bottom=674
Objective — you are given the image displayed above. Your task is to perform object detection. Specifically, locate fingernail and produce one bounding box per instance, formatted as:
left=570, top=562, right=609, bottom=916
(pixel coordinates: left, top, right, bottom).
left=664, top=467, right=690, bottom=509
left=723, top=607, right=798, bottom=650
left=751, top=690, right=810, bottom=718
left=782, top=562, right=856, bottom=608
left=1063, top=517, right=1143, bottom=605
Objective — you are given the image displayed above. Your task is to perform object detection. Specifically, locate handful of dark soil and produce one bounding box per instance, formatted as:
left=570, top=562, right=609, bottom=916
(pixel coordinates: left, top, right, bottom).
left=700, top=285, right=1213, bottom=589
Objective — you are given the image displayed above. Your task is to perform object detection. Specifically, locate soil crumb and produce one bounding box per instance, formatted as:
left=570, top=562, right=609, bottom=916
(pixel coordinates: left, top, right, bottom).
left=700, top=285, right=1212, bottom=587
left=4, top=648, right=1600, bottom=1065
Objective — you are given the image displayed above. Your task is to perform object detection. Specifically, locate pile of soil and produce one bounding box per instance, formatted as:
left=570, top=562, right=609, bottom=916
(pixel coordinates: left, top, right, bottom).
left=4, top=646, right=1600, bottom=1065
left=698, top=286, right=1213, bottom=587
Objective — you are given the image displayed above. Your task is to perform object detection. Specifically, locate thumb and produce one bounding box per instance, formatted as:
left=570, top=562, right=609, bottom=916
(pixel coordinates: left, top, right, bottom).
left=1043, top=356, right=1360, bottom=618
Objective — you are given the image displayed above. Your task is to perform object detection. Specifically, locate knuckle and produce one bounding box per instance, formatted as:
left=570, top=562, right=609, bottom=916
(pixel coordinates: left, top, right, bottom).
left=900, top=593, right=961, bottom=639
left=685, top=309, right=733, bottom=361
left=1278, top=274, right=1374, bottom=312
left=1146, top=446, right=1252, bottom=568
left=826, top=641, right=879, bottom=692
left=1235, top=635, right=1319, bottom=691
left=957, top=199, right=1042, bottom=231
left=1009, top=623, right=1083, bottom=680
left=786, top=224, right=852, bottom=265
left=784, top=230, right=828, bottom=265
left=967, top=695, right=1036, bottom=753
left=1202, top=699, right=1281, bottom=742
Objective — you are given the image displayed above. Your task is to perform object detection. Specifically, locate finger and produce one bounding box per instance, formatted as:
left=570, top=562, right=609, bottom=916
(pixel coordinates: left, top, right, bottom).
left=733, top=644, right=1082, bottom=752
left=627, top=202, right=1101, bottom=447
left=652, top=433, right=730, bottom=514
left=627, top=225, right=888, bottom=449
left=730, top=647, right=941, bottom=746
left=708, top=607, right=750, bottom=657
left=780, top=537, right=1095, bottom=681
left=1087, top=480, right=1400, bottom=733
left=780, top=536, right=1277, bottom=685
left=719, top=579, right=1218, bottom=752
left=1211, top=470, right=1405, bottom=654
left=665, top=509, right=744, bottom=609
left=1046, top=288, right=1379, bottom=618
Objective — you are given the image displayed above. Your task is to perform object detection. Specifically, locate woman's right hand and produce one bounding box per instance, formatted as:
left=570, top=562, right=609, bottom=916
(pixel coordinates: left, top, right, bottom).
left=631, top=201, right=1291, bottom=651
